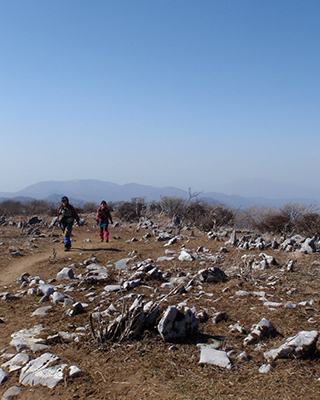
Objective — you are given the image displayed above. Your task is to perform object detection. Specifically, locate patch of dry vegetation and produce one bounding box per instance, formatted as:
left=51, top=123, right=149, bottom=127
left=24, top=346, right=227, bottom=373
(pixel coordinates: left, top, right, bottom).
left=1, top=198, right=320, bottom=399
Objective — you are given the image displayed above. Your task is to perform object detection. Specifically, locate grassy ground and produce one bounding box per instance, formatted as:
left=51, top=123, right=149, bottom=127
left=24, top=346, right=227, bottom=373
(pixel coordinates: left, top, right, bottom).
left=1, top=217, right=320, bottom=399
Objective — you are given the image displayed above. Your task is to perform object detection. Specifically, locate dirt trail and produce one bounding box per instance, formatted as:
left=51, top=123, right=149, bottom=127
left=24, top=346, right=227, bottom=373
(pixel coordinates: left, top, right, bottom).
left=0, top=247, right=55, bottom=286
left=1, top=230, right=123, bottom=287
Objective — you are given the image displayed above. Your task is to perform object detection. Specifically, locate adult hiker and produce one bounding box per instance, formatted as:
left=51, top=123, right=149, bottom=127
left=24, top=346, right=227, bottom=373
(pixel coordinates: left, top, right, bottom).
left=57, top=196, right=80, bottom=251
left=96, top=200, right=113, bottom=242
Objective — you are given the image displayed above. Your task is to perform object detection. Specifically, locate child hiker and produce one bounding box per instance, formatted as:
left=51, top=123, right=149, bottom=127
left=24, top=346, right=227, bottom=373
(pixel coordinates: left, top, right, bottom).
left=96, top=201, right=113, bottom=242
left=57, top=196, right=80, bottom=251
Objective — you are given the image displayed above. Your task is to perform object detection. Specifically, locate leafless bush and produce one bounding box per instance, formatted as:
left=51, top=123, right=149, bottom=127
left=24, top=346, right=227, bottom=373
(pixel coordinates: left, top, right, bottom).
left=159, top=196, right=186, bottom=217
left=23, top=200, right=54, bottom=216
left=0, top=200, right=24, bottom=216
left=255, top=213, right=291, bottom=234
left=244, top=203, right=320, bottom=235
left=199, top=205, right=235, bottom=231
left=0, top=199, right=54, bottom=217
left=82, top=201, right=98, bottom=213
left=179, top=201, right=235, bottom=232
left=115, top=197, right=147, bottom=222
left=184, top=201, right=207, bottom=225
left=293, top=211, right=320, bottom=236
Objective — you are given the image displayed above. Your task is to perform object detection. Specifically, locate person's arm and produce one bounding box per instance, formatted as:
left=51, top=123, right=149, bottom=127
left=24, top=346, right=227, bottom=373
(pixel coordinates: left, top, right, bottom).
left=108, top=209, right=113, bottom=224
left=71, top=206, right=80, bottom=223
left=96, top=207, right=101, bottom=223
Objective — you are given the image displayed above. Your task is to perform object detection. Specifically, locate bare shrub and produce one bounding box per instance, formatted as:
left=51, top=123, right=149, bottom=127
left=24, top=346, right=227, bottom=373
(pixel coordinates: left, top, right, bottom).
left=257, top=213, right=291, bottom=234
left=246, top=203, right=320, bottom=235
left=182, top=201, right=235, bottom=232
left=131, top=197, right=147, bottom=218
left=184, top=201, right=207, bottom=225
left=83, top=202, right=98, bottom=213
left=280, top=203, right=308, bottom=222
left=294, top=212, right=320, bottom=236
left=23, top=200, right=54, bottom=216
left=0, top=199, right=54, bottom=217
left=159, top=196, right=186, bottom=218
left=200, top=205, right=235, bottom=231
left=115, top=197, right=146, bottom=222
left=0, top=200, right=24, bottom=216
left=147, top=201, right=162, bottom=216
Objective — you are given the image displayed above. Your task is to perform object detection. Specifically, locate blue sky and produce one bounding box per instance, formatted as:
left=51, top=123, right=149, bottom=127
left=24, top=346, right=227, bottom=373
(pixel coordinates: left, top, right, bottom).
left=1, top=1, right=320, bottom=198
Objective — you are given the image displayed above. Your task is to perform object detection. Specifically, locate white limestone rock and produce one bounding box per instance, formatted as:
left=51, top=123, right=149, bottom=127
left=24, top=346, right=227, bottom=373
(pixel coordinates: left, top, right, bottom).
left=38, top=282, right=55, bottom=297
left=157, top=306, right=198, bottom=342
left=103, top=284, right=121, bottom=292
left=299, top=238, right=316, bottom=254
left=1, top=352, right=30, bottom=372
left=10, top=325, right=49, bottom=352
left=259, top=364, right=271, bottom=373
left=51, top=291, right=66, bottom=304
left=115, top=258, right=134, bottom=270
left=0, top=368, right=7, bottom=384
left=264, top=330, right=319, bottom=361
left=56, top=267, right=74, bottom=280
left=178, top=251, right=194, bottom=262
left=19, top=352, right=67, bottom=389
left=244, top=318, right=278, bottom=346
left=1, top=385, right=21, bottom=399
left=31, top=306, right=53, bottom=317
left=85, top=264, right=110, bottom=283
left=69, top=365, right=84, bottom=378
left=199, top=345, right=232, bottom=369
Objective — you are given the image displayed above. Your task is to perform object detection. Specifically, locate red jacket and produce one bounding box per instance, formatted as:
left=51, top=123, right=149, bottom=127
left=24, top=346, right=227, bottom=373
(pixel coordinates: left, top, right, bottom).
left=96, top=205, right=113, bottom=224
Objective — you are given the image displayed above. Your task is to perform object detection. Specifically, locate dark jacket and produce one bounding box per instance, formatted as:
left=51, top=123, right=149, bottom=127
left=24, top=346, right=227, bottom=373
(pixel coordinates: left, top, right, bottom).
left=57, top=204, right=80, bottom=225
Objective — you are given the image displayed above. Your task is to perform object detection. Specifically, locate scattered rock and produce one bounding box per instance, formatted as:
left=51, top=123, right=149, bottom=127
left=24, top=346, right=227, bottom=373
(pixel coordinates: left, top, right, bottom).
left=244, top=318, right=278, bottom=346
left=56, top=267, right=74, bottom=280
left=264, top=330, right=319, bottom=361
left=1, top=385, right=21, bottom=399
left=198, top=345, right=232, bottom=369
left=157, top=306, right=198, bottom=342
left=0, top=368, right=8, bottom=385
left=1, top=352, right=30, bottom=372
left=19, top=352, right=67, bottom=388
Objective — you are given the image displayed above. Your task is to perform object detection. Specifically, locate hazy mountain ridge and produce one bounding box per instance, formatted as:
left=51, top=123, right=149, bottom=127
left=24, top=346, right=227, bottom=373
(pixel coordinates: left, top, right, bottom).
left=0, top=179, right=319, bottom=209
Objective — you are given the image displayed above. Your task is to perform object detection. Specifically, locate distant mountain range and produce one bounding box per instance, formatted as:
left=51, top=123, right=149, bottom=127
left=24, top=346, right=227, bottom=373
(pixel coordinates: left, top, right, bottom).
left=0, top=179, right=319, bottom=210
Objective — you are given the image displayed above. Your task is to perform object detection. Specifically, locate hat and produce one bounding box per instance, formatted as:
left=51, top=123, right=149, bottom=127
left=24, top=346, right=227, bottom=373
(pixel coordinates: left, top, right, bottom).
left=61, top=196, right=69, bottom=202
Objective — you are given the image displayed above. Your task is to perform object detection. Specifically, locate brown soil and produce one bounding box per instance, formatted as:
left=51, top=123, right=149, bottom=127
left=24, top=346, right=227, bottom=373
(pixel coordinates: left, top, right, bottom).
left=1, top=219, right=320, bottom=399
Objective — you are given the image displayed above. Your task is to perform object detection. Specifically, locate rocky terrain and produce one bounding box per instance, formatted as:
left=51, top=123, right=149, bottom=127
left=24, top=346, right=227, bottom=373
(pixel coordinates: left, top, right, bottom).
left=1, top=214, right=320, bottom=399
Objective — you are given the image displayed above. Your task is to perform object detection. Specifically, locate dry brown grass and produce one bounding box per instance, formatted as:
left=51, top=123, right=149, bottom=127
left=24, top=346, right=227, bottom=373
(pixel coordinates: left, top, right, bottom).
left=1, top=217, right=320, bottom=399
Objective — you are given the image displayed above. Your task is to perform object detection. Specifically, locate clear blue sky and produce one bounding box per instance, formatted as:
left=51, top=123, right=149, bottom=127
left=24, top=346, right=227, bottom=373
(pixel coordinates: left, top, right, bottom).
left=1, top=0, right=320, bottom=197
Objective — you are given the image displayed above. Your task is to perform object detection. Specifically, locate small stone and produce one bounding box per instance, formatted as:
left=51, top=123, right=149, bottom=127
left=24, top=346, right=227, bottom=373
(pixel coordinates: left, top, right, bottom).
left=1, top=385, right=21, bottom=399
left=56, top=267, right=74, bottom=280
left=259, top=364, right=271, bottom=373
left=69, top=365, right=83, bottom=378
left=199, top=345, right=232, bottom=369
left=0, top=368, right=8, bottom=384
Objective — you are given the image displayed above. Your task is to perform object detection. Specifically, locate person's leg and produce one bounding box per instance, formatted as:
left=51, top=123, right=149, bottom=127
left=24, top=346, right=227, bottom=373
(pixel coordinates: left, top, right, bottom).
left=62, top=225, right=68, bottom=250
left=99, top=226, right=104, bottom=242
left=104, top=223, right=109, bottom=242
left=64, top=225, right=72, bottom=250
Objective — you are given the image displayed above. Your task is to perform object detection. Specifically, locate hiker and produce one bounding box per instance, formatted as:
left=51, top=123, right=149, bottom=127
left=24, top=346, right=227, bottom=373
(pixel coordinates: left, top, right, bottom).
left=96, top=201, right=113, bottom=242
left=57, top=196, right=80, bottom=251
left=172, top=213, right=181, bottom=234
